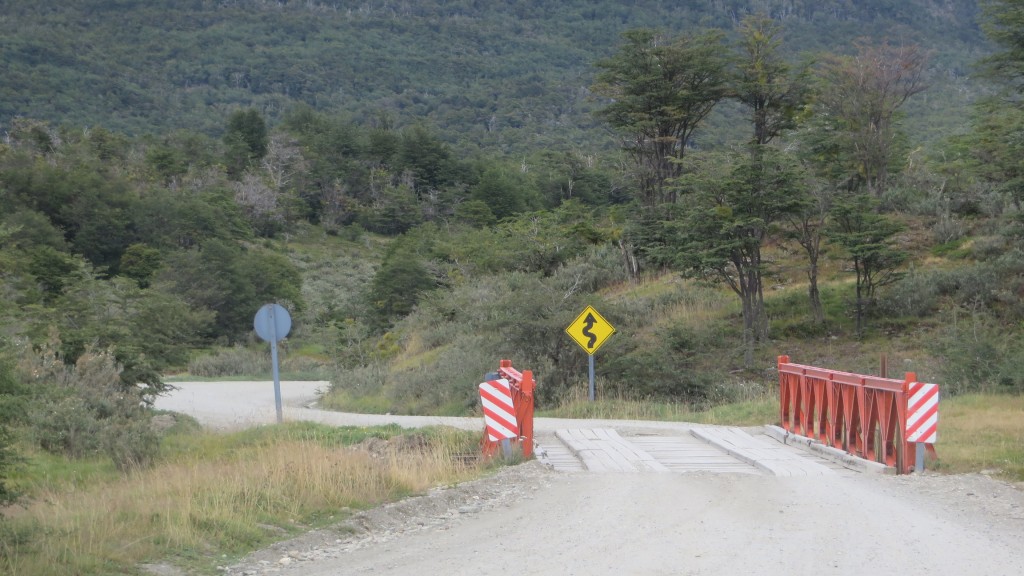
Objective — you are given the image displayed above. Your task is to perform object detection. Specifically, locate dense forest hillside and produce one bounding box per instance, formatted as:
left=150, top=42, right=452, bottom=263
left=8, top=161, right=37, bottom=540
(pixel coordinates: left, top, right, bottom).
left=0, top=0, right=988, bottom=151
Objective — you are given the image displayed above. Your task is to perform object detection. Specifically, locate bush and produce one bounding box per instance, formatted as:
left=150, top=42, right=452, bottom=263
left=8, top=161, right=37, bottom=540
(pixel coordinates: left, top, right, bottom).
left=16, top=340, right=161, bottom=469
left=187, top=346, right=267, bottom=377
left=0, top=424, right=18, bottom=507
left=933, top=313, right=1024, bottom=395
left=100, top=416, right=160, bottom=471
left=29, top=393, right=103, bottom=457
left=878, top=267, right=942, bottom=318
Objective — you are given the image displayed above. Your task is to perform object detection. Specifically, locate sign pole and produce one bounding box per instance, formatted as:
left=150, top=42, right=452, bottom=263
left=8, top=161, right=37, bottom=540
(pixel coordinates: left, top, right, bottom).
left=915, top=443, right=925, bottom=472
left=270, top=306, right=283, bottom=424
left=254, top=303, right=291, bottom=426
left=588, top=354, right=596, bottom=402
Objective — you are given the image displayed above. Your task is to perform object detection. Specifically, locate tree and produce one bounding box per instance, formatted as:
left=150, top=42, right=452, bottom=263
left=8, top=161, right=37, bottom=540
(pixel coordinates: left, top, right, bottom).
left=979, top=0, right=1024, bottom=93
left=119, top=243, right=162, bottom=288
left=368, top=249, right=434, bottom=330
left=470, top=166, right=537, bottom=220
left=593, top=28, right=731, bottom=205
left=972, top=1, right=1024, bottom=208
left=816, top=40, right=928, bottom=196
left=224, top=109, right=269, bottom=179
left=663, top=148, right=809, bottom=367
left=156, top=239, right=302, bottom=341
left=733, top=14, right=812, bottom=147
left=784, top=179, right=831, bottom=325
left=397, top=124, right=457, bottom=192
left=829, top=194, right=907, bottom=335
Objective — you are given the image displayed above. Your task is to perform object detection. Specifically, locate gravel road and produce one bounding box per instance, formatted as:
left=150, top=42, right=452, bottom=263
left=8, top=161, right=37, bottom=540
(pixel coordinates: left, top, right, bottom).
left=156, top=381, right=1024, bottom=576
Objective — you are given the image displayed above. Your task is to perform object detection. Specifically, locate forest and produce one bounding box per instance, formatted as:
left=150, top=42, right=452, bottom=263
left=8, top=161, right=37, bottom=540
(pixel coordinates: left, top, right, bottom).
left=2, top=0, right=1024, bottom=500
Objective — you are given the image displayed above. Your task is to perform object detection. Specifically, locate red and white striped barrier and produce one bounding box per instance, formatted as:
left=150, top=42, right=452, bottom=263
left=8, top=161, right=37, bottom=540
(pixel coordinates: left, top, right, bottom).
left=479, top=378, right=519, bottom=442
left=906, top=382, right=939, bottom=444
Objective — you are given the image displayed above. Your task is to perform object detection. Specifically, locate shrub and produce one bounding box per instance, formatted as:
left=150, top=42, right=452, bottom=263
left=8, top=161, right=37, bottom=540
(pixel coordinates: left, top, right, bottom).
left=932, top=214, right=967, bottom=245
left=16, top=340, right=161, bottom=468
left=878, top=267, right=941, bottom=318
left=0, top=423, right=17, bottom=507
left=933, top=312, right=1024, bottom=395
left=100, top=416, right=160, bottom=471
left=187, top=346, right=267, bottom=377
left=29, top=393, right=103, bottom=457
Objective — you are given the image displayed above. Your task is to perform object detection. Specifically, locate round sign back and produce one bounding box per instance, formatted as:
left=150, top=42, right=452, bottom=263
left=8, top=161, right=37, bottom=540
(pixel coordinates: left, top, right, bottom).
left=254, top=303, right=292, bottom=342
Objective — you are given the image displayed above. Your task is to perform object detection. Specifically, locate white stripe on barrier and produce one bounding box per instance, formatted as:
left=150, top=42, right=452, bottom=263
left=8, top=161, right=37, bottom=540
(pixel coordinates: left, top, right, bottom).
left=906, top=382, right=938, bottom=444
left=479, top=379, right=519, bottom=441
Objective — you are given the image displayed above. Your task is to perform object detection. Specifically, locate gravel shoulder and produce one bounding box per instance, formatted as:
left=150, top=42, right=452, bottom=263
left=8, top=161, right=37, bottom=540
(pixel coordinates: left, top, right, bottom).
left=221, top=462, right=1024, bottom=576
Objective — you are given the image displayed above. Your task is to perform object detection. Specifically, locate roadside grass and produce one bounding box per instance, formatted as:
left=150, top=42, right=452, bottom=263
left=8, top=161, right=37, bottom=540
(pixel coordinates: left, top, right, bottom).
left=0, top=422, right=485, bottom=576
left=539, top=385, right=777, bottom=426
left=179, top=345, right=333, bottom=381
left=929, top=394, right=1024, bottom=481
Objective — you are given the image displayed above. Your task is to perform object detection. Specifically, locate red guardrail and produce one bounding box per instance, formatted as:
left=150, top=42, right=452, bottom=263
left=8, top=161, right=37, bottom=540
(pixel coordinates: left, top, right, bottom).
left=778, top=355, right=935, bottom=474
left=481, top=359, right=536, bottom=459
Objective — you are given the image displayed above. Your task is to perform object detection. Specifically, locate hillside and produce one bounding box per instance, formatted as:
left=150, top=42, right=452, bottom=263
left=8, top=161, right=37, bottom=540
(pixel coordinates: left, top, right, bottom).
left=2, top=0, right=1023, bottom=449
left=0, top=0, right=989, bottom=151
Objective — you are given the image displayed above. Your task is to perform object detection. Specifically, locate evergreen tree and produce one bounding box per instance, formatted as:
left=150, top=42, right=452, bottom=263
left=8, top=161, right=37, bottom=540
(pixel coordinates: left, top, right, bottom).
left=224, top=109, right=269, bottom=179
left=593, top=28, right=730, bottom=205
left=829, top=194, right=907, bottom=335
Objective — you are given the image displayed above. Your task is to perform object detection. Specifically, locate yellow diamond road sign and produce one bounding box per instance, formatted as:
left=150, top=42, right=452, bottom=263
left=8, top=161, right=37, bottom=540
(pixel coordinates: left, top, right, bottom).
left=566, top=305, right=615, bottom=355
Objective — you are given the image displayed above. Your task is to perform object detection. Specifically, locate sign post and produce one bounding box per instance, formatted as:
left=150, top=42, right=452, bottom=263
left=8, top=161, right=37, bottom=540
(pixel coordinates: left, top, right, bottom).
left=254, top=303, right=292, bottom=424
left=565, top=305, right=615, bottom=401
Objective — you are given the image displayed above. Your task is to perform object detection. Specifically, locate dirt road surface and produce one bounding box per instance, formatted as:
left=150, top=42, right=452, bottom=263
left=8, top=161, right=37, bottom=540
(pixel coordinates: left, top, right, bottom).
left=155, top=381, right=1024, bottom=576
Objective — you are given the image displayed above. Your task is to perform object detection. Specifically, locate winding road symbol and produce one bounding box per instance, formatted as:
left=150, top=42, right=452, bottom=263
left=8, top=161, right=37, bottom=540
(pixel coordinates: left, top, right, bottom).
left=566, top=305, right=615, bottom=354
left=581, top=313, right=599, bottom=349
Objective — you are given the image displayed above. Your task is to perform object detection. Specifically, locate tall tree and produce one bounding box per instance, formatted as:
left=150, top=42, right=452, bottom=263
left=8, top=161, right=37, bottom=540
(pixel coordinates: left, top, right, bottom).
left=829, top=194, right=907, bottom=335
left=784, top=178, right=831, bottom=325
left=972, top=1, right=1024, bottom=208
left=733, top=14, right=812, bottom=147
left=592, top=29, right=730, bottom=205
left=224, top=109, right=269, bottom=179
left=661, top=149, right=809, bottom=368
left=817, top=40, right=928, bottom=196
left=980, top=0, right=1024, bottom=93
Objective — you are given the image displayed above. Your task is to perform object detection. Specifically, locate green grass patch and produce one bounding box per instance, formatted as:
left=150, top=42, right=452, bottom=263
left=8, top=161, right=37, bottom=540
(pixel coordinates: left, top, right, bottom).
left=929, top=393, right=1024, bottom=481
left=6, top=448, right=120, bottom=496
left=931, top=236, right=970, bottom=258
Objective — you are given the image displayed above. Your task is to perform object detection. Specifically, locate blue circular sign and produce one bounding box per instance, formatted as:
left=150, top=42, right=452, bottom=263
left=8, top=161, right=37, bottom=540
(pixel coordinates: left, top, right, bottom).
left=254, top=303, right=292, bottom=342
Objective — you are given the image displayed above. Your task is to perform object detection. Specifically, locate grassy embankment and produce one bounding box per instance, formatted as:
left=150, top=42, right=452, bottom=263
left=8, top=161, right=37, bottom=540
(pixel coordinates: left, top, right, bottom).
left=0, top=421, right=486, bottom=576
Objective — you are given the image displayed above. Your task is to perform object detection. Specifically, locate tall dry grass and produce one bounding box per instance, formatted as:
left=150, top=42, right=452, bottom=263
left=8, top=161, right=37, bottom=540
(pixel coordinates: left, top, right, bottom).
left=1, top=427, right=482, bottom=576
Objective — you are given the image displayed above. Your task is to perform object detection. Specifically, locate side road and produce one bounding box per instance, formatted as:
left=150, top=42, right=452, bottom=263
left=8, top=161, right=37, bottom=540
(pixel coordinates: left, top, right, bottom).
left=155, top=380, right=708, bottom=435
